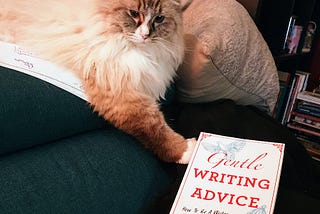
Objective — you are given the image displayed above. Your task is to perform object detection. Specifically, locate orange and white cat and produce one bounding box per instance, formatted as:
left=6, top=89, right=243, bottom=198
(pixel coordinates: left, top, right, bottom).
left=0, top=0, right=195, bottom=163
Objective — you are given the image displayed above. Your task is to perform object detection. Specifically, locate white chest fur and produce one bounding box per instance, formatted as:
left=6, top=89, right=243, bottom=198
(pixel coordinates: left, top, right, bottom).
left=83, top=34, right=184, bottom=99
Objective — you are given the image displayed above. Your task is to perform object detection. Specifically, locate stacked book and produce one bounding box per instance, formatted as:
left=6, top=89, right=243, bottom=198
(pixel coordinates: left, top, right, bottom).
left=287, top=91, right=320, bottom=161
left=274, top=70, right=310, bottom=124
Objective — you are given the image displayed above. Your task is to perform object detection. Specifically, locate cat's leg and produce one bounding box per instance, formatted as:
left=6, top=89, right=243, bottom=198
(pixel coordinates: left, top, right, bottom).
left=83, top=78, right=196, bottom=163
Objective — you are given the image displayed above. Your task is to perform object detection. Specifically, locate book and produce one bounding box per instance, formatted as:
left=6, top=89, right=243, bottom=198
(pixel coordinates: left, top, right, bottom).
left=273, top=71, right=290, bottom=120
left=286, top=90, right=320, bottom=146
left=281, top=76, right=296, bottom=124
left=291, top=114, right=320, bottom=130
left=287, top=25, right=303, bottom=54
left=296, top=71, right=310, bottom=92
left=287, top=123, right=320, bottom=138
left=283, top=16, right=297, bottom=52
left=0, top=41, right=87, bottom=100
left=296, top=102, right=320, bottom=118
left=282, top=72, right=310, bottom=124
left=277, top=70, right=291, bottom=83
left=291, top=111, right=320, bottom=124
left=295, top=133, right=320, bottom=161
left=273, top=81, right=289, bottom=120
left=170, top=132, right=285, bottom=214
left=297, top=91, right=320, bottom=105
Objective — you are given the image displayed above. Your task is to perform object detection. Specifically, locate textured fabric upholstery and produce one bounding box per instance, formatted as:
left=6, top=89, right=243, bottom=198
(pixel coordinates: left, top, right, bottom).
left=176, top=0, right=280, bottom=113
left=0, top=66, right=174, bottom=213
left=0, top=66, right=106, bottom=155
left=0, top=128, right=173, bottom=213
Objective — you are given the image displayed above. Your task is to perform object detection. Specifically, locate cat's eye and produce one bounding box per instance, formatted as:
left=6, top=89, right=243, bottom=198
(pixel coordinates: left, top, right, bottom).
left=154, top=15, right=165, bottom=23
left=129, top=10, right=139, bottom=18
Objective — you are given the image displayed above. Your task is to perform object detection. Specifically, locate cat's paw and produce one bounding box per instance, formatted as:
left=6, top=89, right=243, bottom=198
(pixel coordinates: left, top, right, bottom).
left=177, top=138, right=197, bottom=164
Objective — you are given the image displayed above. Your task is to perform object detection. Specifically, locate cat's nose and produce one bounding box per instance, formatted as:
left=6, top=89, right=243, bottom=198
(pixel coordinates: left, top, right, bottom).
left=141, top=34, right=149, bottom=40
left=139, top=24, right=150, bottom=40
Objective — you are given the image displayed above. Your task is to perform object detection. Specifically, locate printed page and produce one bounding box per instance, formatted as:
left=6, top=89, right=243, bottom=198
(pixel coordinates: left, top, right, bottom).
left=0, top=41, right=87, bottom=101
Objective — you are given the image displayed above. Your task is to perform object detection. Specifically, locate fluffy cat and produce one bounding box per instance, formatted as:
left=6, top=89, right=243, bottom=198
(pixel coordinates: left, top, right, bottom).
left=0, top=0, right=196, bottom=163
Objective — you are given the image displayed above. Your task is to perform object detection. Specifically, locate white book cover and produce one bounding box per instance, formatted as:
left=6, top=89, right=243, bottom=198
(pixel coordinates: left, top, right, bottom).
left=297, top=91, right=320, bottom=105
left=0, top=41, right=87, bottom=101
left=170, top=132, right=285, bottom=214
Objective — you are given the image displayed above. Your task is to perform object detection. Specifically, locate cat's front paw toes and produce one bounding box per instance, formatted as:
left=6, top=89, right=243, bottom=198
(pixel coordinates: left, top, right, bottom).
left=177, top=138, right=197, bottom=164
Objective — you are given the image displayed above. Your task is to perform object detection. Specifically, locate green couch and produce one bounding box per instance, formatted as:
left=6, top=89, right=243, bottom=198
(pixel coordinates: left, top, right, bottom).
left=1, top=66, right=320, bottom=214
left=0, top=66, right=176, bottom=213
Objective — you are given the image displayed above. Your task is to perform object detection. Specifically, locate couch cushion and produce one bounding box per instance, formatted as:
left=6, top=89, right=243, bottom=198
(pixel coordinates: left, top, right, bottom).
left=0, top=66, right=106, bottom=155
left=0, top=128, right=174, bottom=213
left=176, top=0, right=280, bottom=113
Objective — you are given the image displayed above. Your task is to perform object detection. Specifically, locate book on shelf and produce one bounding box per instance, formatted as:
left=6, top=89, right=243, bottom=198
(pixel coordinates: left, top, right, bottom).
left=287, top=101, right=320, bottom=132
left=273, top=82, right=289, bottom=120
left=296, top=133, right=320, bottom=161
left=280, top=71, right=310, bottom=124
left=274, top=70, right=295, bottom=120
left=170, top=132, right=285, bottom=214
left=287, top=25, right=303, bottom=54
left=273, top=71, right=293, bottom=121
left=291, top=111, right=320, bottom=125
left=297, top=132, right=320, bottom=146
left=288, top=120, right=320, bottom=137
left=283, top=15, right=297, bottom=52
left=297, top=91, right=320, bottom=105
left=277, top=70, right=291, bottom=83
left=287, top=91, right=320, bottom=133
left=283, top=15, right=303, bottom=54
left=286, top=90, right=320, bottom=158
left=296, top=71, right=311, bottom=92
left=287, top=122, right=320, bottom=161
left=296, top=102, right=320, bottom=118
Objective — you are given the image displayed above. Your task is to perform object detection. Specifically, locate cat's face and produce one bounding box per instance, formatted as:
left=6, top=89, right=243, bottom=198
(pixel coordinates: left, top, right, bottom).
left=99, top=0, right=183, bottom=44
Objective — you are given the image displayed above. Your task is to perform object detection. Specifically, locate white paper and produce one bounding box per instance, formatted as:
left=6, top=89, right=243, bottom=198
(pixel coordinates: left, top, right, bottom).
left=0, top=41, right=87, bottom=101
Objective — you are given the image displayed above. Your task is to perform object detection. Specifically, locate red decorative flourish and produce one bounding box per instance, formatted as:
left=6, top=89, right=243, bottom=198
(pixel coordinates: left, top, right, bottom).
left=199, top=132, right=214, bottom=141
left=272, top=143, right=284, bottom=153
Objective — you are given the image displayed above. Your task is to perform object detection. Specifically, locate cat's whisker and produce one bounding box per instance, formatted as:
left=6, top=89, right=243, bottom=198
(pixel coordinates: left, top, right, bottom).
left=157, top=43, right=177, bottom=56
left=153, top=37, right=195, bottom=54
left=153, top=37, right=178, bottom=47
left=152, top=38, right=180, bottom=54
left=183, top=47, right=194, bottom=53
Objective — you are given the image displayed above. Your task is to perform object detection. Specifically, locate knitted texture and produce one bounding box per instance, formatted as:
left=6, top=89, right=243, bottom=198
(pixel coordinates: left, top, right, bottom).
left=177, top=0, right=279, bottom=113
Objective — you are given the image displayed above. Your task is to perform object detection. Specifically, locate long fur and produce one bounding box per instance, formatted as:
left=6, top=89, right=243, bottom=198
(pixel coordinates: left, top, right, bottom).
left=0, top=0, right=195, bottom=163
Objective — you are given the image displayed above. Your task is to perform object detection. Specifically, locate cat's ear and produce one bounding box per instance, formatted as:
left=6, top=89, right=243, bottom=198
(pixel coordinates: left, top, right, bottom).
left=180, top=0, right=193, bottom=11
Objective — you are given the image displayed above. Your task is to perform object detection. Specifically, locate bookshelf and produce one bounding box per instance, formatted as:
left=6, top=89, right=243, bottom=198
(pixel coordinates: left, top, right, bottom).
left=287, top=91, right=320, bottom=161
left=256, top=0, right=318, bottom=55
left=237, top=0, right=320, bottom=159
left=237, top=0, right=320, bottom=71
left=307, top=35, right=320, bottom=91
left=238, top=0, right=320, bottom=118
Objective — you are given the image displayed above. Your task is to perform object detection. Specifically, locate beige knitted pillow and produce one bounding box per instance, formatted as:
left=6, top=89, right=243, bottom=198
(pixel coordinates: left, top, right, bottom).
left=176, top=0, right=279, bottom=113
